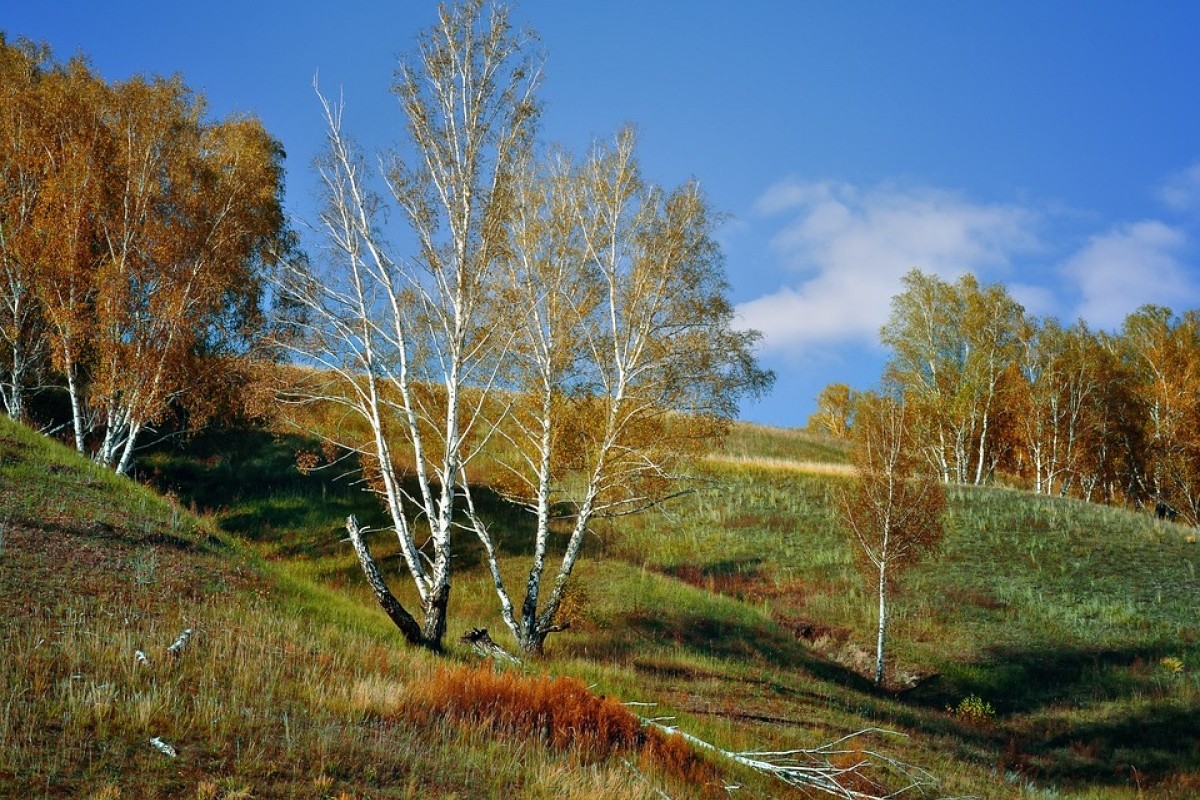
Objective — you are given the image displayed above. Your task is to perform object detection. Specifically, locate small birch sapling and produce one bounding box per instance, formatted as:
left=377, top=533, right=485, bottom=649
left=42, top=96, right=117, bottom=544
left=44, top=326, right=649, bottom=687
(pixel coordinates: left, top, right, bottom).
left=839, top=393, right=945, bottom=687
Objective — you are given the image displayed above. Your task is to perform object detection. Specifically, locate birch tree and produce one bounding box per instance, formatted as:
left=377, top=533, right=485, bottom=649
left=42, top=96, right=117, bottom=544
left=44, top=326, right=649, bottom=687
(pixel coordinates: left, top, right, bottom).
left=277, top=3, right=770, bottom=654
left=840, top=393, right=944, bottom=687
left=88, top=78, right=285, bottom=473
left=1074, top=332, right=1143, bottom=504
left=1016, top=317, right=1066, bottom=495
left=960, top=276, right=1023, bottom=483
left=881, top=269, right=1023, bottom=485
left=468, top=130, right=772, bottom=655
left=275, top=0, right=539, bottom=650
left=0, top=37, right=285, bottom=463
left=808, top=383, right=858, bottom=438
left=1121, top=306, right=1200, bottom=521
left=0, top=37, right=51, bottom=421
left=880, top=270, right=960, bottom=482
left=31, top=58, right=109, bottom=451
left=1014, top=319, right=1109, bottom=496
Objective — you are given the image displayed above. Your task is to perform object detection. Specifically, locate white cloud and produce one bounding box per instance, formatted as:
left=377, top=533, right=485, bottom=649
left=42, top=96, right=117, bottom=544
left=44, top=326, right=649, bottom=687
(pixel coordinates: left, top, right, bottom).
left=1060, top=220, right=1196, bottom=329
left=1158, top=162, right=1200, bottom=213
left=736, top=178, right=1040, bottom=351
left=1008, top=282, right=1059, bottom=318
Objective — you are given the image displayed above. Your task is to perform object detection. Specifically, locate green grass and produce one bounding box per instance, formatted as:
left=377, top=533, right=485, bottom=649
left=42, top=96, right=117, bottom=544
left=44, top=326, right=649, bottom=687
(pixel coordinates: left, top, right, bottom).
left=0, top=420, right=735, bottom=798
left=718, top=421, right=849, bottom=463
left=7, top=413, right=1200, bottom=798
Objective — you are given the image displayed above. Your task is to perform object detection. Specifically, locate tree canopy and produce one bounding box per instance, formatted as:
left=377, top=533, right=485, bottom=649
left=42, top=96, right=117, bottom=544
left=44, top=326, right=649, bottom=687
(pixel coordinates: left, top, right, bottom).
left=825, top=267, right=1200, bottom=523
left=0, top=34, right=288, bottom=472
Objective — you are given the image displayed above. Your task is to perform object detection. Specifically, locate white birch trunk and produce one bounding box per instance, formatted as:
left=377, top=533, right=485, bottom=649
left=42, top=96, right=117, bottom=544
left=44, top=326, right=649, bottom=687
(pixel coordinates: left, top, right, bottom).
left=114, top=420, right=142, bottom=476
left=874, top=563, right=887, bottom=687
left=66, top=361, right=87, bottom=454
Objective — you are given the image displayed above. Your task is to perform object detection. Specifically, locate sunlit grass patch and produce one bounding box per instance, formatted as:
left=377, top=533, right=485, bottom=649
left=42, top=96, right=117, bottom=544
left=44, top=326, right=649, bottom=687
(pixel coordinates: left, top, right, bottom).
left=703, top=452, right=856, bottom=476
left=717, top=421, right=849, bottom=464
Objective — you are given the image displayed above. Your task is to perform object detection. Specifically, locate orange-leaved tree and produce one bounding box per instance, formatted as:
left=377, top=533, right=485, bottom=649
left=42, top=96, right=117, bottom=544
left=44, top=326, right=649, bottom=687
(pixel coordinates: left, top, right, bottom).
left=840, top=392, right=945, bottom=686
left=807, top=382, right=858, bottom=438
left=0, top=35, right=287, bottom=471
left=881, top=269, right=1024, bottom=485
left=30, top=56, right=109, bottom=451
left=86, top=77, right=285, bottom=473
left=0, top=36, right=53, bottom=421
left=1121, top=306, right=1200, bottom=522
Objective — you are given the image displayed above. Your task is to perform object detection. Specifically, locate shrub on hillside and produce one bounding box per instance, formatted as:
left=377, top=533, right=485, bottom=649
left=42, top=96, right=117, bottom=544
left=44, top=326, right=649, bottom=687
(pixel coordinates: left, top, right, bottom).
left=404, top=665, right=718, bottom=788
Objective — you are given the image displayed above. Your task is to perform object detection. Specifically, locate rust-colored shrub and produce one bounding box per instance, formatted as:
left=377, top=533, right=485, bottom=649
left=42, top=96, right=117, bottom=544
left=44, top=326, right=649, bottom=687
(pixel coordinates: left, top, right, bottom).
left=406, top=665, right=720, bottom=789
left=409, top=666, right=639, bottom=754
left=639, top=727, right=718, bottom=787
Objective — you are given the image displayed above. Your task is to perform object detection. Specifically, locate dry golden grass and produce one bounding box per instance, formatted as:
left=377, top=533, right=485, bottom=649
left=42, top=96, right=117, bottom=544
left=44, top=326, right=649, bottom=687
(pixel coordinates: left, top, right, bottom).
left=703, top=452, right=856, bottom=476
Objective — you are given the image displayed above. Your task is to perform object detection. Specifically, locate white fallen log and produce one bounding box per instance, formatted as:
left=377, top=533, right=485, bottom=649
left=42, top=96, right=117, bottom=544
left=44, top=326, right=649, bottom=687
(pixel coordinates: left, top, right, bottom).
left=149, top=736, right=177, bottom=758
left=167, top=628, right=193, bottom=657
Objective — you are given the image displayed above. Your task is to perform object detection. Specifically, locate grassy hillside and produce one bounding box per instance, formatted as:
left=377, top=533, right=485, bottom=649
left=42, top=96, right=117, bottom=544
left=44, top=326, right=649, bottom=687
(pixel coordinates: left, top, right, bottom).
left=0, top=419, right=735, bottom=798
left=5, top=416, right=1200, bottom=797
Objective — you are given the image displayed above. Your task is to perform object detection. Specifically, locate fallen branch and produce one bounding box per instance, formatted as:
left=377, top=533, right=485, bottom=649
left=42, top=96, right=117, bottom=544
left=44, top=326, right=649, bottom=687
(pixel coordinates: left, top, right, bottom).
left=637, top=710, right=938, bottom=800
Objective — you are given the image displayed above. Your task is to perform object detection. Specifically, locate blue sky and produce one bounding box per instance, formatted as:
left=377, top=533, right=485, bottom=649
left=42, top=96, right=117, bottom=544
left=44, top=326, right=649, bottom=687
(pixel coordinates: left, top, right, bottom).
left=7, top=1, right=1200, bottom=427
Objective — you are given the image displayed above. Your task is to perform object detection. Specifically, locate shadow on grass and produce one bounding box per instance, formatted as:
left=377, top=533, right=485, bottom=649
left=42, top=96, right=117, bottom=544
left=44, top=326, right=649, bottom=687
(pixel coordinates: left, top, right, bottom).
left=660, top=558, right=768, bottom=595
left=141, top=426, right=378, bottom=557
left=142, top=424, right=567, bottom=563
left=565, top=603, right=880, bottom=697
left=1030, top=700, right=1200, bottom=784
left=906, top=644, right=1181, bottom=714
left=629, top=608, right=804, bottom=665
left=890, top=643, right=1200, bottom=787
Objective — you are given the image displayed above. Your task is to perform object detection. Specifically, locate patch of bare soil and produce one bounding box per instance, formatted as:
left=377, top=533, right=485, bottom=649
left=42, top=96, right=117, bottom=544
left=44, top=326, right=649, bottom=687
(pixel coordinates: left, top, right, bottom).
left=774, top=613, right=938, bottom=692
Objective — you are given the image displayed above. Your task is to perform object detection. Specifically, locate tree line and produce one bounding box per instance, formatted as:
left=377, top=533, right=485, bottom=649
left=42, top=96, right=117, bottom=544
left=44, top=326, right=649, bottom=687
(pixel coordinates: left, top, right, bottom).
left=0, top=35, right=288, bottom=473
left=812, top=268, right=1200, bottom=523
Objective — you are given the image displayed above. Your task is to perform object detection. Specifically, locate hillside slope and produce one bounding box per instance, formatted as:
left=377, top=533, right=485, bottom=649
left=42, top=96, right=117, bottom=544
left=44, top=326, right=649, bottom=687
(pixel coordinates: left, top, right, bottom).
left=6, top=416, right=1200, bottom=798
left=0, top=419, right=735, bottom=799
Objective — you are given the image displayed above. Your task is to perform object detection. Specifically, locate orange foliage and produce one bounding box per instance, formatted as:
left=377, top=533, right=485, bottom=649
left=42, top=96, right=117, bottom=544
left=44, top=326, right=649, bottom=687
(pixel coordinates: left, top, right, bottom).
left=294, top=449, right=321, bottom=476
left=408, top=665, right=640, bottom=754
left=0, top=36, right=288, bottom=468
